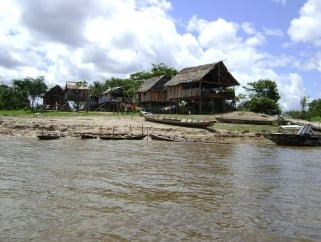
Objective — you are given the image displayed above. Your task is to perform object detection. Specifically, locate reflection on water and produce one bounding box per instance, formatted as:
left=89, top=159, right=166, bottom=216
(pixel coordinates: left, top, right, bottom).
left=1, top=136, right=321, bottom=241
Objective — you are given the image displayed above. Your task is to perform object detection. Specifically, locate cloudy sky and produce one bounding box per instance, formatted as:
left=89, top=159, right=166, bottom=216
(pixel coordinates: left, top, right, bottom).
left=0, top=0, right=320, bottom=111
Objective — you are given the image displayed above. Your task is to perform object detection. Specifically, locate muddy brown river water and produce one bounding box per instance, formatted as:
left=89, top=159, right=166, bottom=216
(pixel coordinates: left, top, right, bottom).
left=1, top=136, right=321, bottom=241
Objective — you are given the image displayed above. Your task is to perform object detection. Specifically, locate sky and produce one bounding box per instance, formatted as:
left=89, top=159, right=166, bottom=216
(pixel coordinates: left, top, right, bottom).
left=0, top=0, right=321, bottom=111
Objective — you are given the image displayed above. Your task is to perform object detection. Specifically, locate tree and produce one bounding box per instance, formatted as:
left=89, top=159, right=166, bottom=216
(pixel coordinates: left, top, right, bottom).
left=12, top=77, right=48, bottom=111
left=308, top=99, right=321, bottom=117
left=12, top=79, right=30, bottom=109
left=243, top=79, right=281, bottom=115
left=27, top=77, right=48, bottom=111
left=300, top=96, right=309, bottom=119
left=130, top=63, right=177, bottom=80
left=90, top=81, right=106, bottom=96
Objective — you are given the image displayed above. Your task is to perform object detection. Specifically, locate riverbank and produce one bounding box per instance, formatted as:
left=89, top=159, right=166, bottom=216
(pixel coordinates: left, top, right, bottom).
left=0, top=112, right=284, bottom=144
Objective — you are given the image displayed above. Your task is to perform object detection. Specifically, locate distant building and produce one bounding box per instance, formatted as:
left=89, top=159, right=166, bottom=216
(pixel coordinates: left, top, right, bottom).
left=165, top=61, right=240, bottom=114
left=64, top=81, right=89, bottom=102
left=96, top=86, right=131, bottom=112
left=42, top=85, right=64, bottom=110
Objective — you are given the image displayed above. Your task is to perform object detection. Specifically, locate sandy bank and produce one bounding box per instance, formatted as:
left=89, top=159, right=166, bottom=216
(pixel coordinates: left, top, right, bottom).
left=0, top=113, right=273, bottom=144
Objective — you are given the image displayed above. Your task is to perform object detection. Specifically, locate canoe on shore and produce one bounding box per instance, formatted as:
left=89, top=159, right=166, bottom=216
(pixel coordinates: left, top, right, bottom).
left=80, top=133, right=98, bottom=139
left=141, top=111, right=215, bottom=129
left=99, top=134, right=147, bottom=140
left=37, top=130, right=61, bottom=140
left=149, top=133, right=175, bottom=141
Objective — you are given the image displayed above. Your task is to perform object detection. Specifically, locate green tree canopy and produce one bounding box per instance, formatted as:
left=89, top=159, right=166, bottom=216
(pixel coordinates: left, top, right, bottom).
left=308, top=98, right=321, bottom=117
left=130, top=63, right=177, bottom=81
left=27, top=77, right=48, bottom=111
left=0, top=77, right=48, bottom=110
left=89, top=81, right=107, bottom=96
left=243, top=79, right=281, bottom=115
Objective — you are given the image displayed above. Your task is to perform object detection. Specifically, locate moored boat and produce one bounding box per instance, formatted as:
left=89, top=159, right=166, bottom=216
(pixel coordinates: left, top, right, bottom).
left=80, top=133, right=98, bottom=139
left=141, top=111, right=215, bottom=128
left=99, top=134, right=147, bottom=140
left=37, top=130, right=61, bottom=140
left=263, top=124, right=321, bottom=146
left=149, top=133, right=175, bottom=141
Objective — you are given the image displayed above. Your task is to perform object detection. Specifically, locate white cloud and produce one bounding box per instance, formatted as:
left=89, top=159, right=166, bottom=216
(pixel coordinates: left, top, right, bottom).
left=288, top=0, right=321, bottom=46
left=242, top=22, right=256, bottom=35
left=191, top=18, right=242, bottom=50
left=264, top=28, right=284, bottom=37
left=0, top=0, right=311, bottom=111
left=278, top=73, right=306, bottom=111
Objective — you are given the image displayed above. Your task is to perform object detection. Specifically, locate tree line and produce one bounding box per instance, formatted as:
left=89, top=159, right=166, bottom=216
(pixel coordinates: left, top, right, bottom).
left=0, top=64, right=177, bottom=111
left=0, top=64, right=320, bottom=120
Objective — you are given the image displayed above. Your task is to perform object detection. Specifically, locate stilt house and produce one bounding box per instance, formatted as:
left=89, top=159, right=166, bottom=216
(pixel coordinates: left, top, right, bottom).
left=135, top=75, right=169, bottom=112
left=64, top=81, right=89, bottom=102
left=165, top=61, right=240, bottom=114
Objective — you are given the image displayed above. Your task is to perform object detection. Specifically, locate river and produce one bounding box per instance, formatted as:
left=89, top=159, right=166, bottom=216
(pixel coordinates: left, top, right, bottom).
left=1, top=136, right=321, bottom=241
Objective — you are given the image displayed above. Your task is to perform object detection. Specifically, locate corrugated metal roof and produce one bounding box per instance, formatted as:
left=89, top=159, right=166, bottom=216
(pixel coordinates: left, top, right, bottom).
left=65, top=81, right=89, bottom=90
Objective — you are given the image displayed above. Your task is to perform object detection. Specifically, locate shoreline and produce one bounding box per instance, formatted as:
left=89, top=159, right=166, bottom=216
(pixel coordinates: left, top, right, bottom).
left=0, top=114, right=272, bottom=144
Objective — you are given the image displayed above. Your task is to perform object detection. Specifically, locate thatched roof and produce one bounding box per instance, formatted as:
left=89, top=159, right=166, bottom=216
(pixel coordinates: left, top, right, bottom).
left=165, top=61, right=239, bottom=87
left=43, top=85, right=63, bottom=97
left=137, top=75, right=169, bottom=93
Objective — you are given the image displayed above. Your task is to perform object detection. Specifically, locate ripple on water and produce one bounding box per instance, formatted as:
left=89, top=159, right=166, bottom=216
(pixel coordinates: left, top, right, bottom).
left=1, top=136, right=321, bottom=241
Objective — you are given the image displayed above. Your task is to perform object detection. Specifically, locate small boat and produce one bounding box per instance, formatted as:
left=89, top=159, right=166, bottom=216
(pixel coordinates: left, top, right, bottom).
left=99, top=134, right=147, bottom=140
left=140, top=111, right=215, bottom=129
left=80, top=133, right=98, bottom=139
left=263, top=124, right=321, bottom=146
left=37, top=130, right=61, bottom=140
left=149, top=133, right=175, bottom=141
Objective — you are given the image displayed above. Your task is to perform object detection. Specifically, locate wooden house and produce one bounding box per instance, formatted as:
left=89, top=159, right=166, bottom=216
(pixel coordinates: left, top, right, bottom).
left=42, top=85, right=64, bottom=110
left=135, top=75, right=169, bottom=112
left=165, top=61, right=240, bottom=114
left=64, top=81, right=89, bottom=102
left=97, top=87, right=129, bottom=112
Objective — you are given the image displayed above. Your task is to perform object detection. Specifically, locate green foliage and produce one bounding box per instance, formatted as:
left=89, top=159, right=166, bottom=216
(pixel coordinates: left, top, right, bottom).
left=243, top=79, right=281, bottom=115
left=284, top=110, right=302, bottom=119
left=0, top=84, right=29, bottom=110
left=130, top=63, right=177, bottom=80
left=0, top=77, right=48, bottom=110
left=89, top=81, right=106, bottom=96
left=310, top=116, right=321, bottom=122
left=308, top=98, right=321, bottom=117
left=246, top=97, right=280, bottom=115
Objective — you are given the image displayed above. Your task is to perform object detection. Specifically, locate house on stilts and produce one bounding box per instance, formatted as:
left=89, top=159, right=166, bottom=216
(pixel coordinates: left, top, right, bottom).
left=135, top=75, right=170, bottom=113
left=63, top=81, right=89, bottom=111
left=165, top=61, right=240, bottom=114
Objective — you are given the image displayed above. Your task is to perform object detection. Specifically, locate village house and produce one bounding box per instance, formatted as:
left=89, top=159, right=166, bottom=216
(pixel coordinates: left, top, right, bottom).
left=165, top=61, right=240, bottom=114
left=62, top=81, right=89, bottom=110
left=135, top=75, right=169, bottom=112
left=96, top=86, right=134, bottom=112
left=64, top=81, right=89, bottom=102
left=42, top=85, right=64, bottom=110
